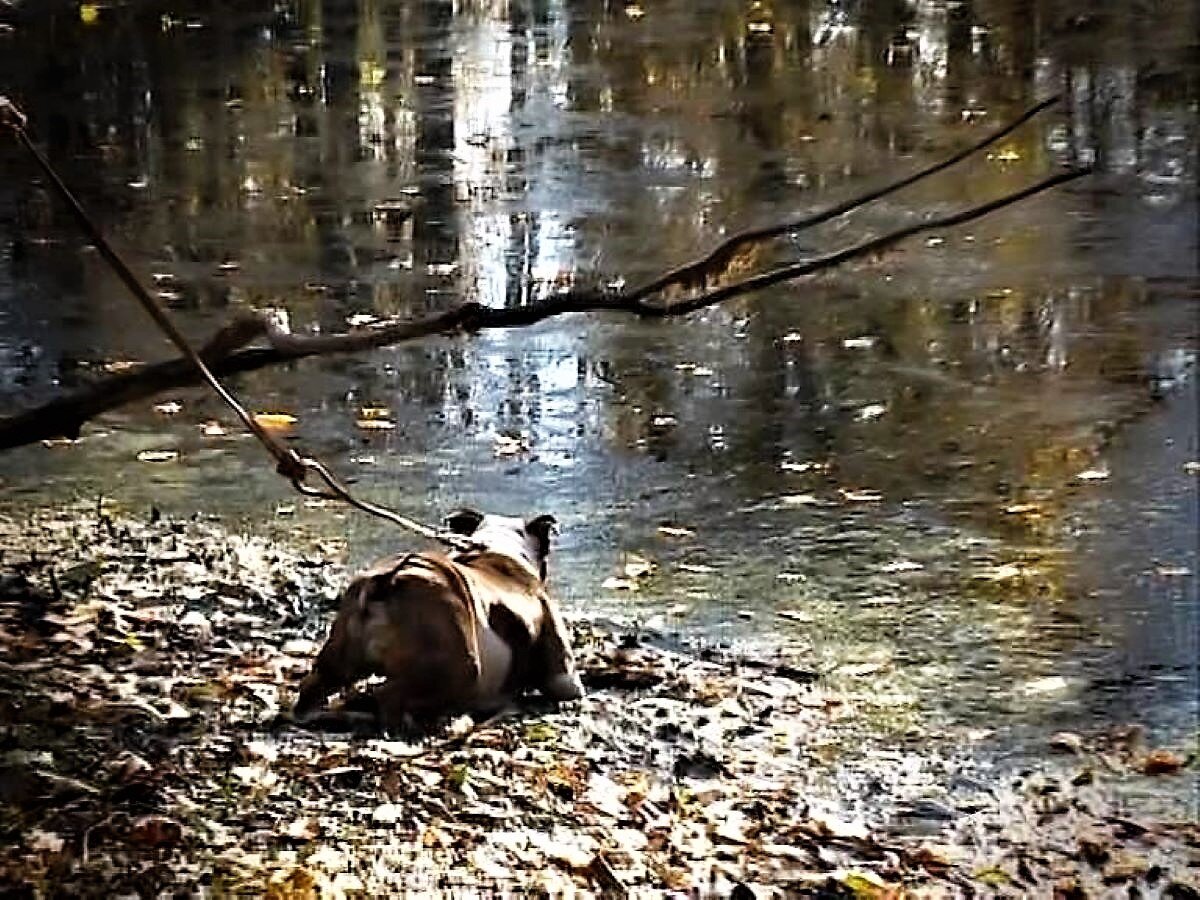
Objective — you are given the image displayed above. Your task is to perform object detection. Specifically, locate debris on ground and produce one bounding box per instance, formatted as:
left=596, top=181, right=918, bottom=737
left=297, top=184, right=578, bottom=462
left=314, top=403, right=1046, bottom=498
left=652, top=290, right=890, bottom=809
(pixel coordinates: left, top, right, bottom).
left=0, top=504, right=1195, bottom=895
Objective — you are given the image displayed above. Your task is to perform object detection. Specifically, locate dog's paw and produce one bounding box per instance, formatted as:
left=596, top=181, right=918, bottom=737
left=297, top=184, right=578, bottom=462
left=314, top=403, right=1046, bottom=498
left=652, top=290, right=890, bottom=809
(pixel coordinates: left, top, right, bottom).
left=544, top=671, right=585, bottom=701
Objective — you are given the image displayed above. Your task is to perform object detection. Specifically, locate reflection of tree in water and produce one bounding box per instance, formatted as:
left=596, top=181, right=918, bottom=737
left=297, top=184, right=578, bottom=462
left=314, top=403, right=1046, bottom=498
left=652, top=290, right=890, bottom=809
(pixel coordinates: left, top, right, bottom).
left=0, top=0, right=1193, bottom=491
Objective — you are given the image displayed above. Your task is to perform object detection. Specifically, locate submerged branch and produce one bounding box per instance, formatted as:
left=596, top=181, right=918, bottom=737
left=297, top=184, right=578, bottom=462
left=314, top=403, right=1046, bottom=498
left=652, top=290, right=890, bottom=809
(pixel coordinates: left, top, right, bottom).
left=0, top=166, right=1090, bottom=451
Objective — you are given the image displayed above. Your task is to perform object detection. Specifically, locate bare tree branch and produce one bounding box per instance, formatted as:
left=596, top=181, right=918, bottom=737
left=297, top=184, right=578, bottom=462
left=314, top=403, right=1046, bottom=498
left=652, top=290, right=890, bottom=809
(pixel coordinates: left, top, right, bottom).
left=626, top=94, right=1062, bottom=302
left=0, top=166, right=1090, bottom=452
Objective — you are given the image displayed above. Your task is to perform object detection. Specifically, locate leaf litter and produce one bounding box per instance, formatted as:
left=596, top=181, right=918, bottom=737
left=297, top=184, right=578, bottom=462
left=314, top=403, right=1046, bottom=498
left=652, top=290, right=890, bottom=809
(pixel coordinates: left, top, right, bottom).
left=0, top=504, right=1195, bottom=896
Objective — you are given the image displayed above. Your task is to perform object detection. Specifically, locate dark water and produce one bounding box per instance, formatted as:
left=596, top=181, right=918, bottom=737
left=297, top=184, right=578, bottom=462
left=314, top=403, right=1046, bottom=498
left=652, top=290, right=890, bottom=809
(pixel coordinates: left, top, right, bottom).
left=0, top=0, right=1196, bottom=792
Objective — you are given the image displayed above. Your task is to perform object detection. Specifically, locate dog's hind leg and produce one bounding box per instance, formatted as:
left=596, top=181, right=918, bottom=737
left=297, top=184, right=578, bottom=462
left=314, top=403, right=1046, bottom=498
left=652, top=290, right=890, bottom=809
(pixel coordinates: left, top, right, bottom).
left=534, top=598, right=584, bottom=701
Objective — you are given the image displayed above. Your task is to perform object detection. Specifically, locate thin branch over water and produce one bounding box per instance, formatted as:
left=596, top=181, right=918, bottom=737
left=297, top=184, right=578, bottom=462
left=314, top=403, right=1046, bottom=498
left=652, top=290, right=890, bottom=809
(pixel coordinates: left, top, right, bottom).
left=0, top=165, right=1091, bottom=451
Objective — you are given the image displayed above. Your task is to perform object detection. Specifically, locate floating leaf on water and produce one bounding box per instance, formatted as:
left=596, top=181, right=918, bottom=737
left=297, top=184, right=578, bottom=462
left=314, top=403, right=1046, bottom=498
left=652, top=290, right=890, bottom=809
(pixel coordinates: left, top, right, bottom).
left=623, top=555, right=656, bottom=579
left=842, top=337, right=877, bottom=350
left=840, top=489, right=883, bottom=502
left=1154, top=565, right=1191, bottom=577
left=992, top=148, right=1021, bottom=162
left=780, top=460, right=825, bottom=473
left=602, top=577, right=638, bottom=592
left=777, top=609, right=812, bottom=622
left=836, top=662, right=887, bottom=678
left=1003, top=502, right=1040, bottom=515
left=1076, top=468, right=1110, bottom=482
left=925, top=236, right=945, bottom=247
left=657, top=525, right=695, bottom=538
left=137, top=450, right=178, bottom=463
left=356, top=418, right=396, bottom=431
left=493, top=433, right=528, bottom=456
left=153, top=401, right=182, bottom=415
left=253, top=413, right=297, bottom=432
left=972, top=563, right=1027, bottom=581
left=780, top=493, right=820, bottom=506
left=856, top=403, right=887, bottom=421
left=1020, top=676, right=1071, bottom=697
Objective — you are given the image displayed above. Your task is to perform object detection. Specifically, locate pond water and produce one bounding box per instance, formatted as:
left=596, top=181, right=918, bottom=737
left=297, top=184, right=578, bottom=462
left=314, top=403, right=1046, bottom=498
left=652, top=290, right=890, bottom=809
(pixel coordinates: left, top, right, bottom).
left=0, top=0, right=1196, bottom=797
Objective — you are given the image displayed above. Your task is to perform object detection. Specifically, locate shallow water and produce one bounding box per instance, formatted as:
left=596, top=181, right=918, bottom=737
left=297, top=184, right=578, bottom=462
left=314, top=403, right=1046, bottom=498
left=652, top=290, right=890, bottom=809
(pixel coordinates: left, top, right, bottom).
left=0, top=0, right=1196, bottom=789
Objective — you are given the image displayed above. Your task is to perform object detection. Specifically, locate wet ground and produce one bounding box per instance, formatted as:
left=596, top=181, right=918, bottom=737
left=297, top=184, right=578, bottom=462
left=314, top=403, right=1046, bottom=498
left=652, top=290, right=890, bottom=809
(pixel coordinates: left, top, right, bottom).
left=0, top=0, right=1196, bottom=811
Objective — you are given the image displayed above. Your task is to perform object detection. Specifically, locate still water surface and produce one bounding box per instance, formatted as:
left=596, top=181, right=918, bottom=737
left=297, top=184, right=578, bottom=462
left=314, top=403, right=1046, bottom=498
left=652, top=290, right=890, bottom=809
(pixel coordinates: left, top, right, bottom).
left=0, top=0, right=1195, bottom=783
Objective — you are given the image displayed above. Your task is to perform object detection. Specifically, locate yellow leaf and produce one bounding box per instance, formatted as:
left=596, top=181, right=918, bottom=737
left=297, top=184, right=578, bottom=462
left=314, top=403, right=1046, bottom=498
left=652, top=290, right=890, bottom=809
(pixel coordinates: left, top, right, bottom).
left=80, top=3, right=100, bottom=25
left=356, top=418, right=396, bottom=431
left=253, top=413, right=297, bottom=432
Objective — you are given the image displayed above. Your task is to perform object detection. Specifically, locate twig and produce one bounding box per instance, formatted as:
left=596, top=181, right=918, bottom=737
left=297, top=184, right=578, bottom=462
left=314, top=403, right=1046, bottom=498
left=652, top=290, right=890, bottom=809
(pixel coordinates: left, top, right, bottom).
left=626, top=94, right=1062, bottom=301
left=0, top=168, right=1089, bottom=451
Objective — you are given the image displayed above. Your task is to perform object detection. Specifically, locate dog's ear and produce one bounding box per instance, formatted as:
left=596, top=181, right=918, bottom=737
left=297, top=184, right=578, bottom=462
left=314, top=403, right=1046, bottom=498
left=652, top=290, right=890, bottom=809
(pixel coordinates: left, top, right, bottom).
left=444, top=508, right=485, bottom=535
left=524, top=514, right=558, bottom=558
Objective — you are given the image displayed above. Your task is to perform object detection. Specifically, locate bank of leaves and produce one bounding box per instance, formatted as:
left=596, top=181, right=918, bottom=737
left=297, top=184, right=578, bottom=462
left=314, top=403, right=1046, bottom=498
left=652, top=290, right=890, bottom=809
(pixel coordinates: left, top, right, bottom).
left=0, top=504, right=1195, bottom=897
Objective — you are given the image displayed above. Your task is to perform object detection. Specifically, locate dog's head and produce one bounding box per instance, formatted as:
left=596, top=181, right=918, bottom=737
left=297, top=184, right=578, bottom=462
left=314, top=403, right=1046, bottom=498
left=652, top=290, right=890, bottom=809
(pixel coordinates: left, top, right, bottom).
left=445, top=508, right=557, bottom=581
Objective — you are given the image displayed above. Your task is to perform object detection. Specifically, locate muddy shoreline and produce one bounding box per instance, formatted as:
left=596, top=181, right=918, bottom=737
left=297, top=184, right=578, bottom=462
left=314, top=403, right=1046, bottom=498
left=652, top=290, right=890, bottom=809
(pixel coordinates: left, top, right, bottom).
left=0, top=503, right=1194, bottom=896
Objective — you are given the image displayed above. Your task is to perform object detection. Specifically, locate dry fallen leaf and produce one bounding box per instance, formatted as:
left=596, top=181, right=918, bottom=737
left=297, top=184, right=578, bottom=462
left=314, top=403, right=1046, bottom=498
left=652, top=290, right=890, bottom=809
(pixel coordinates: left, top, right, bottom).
left=1140, top=748, right=1186, bottom=775
left=129, top=815, right=183, bottom=847
left=253, top=413, right=298, bottom=431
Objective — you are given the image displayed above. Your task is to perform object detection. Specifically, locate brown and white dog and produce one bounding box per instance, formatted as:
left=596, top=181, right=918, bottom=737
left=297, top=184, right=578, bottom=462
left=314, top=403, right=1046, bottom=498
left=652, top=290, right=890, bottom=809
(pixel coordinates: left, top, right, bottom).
left=294, top=509, right=583, bottom=724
